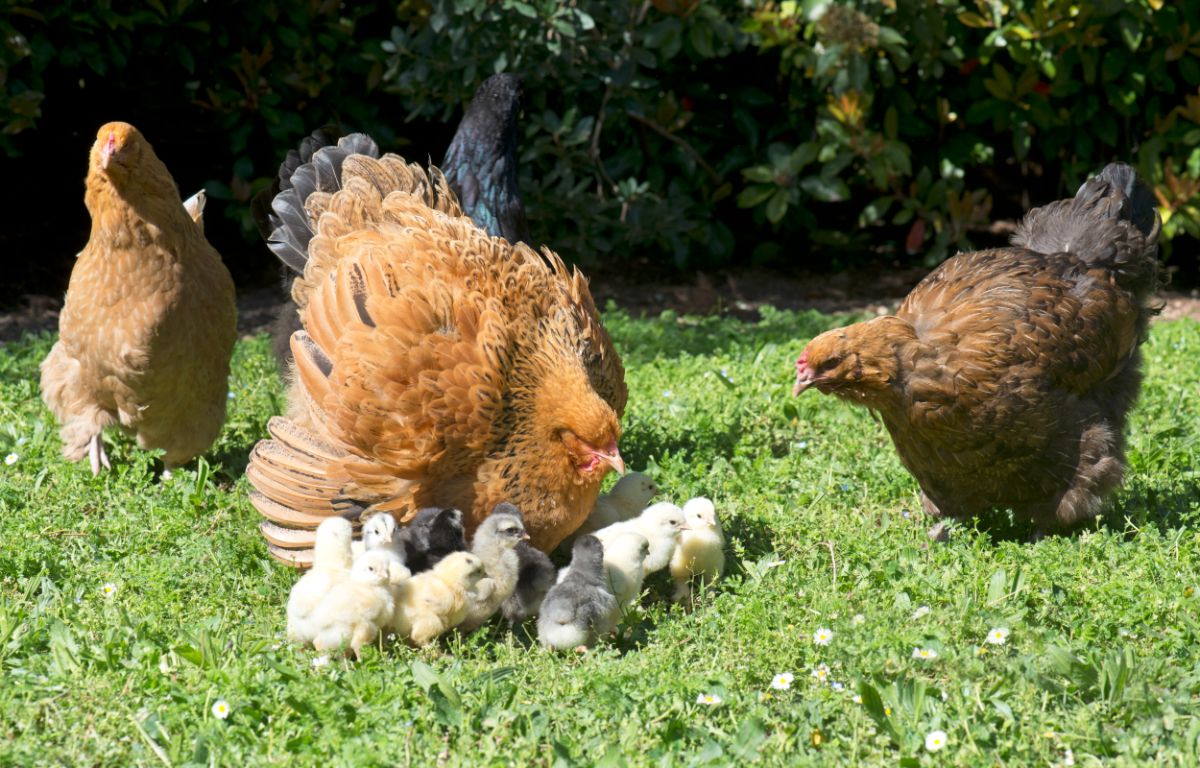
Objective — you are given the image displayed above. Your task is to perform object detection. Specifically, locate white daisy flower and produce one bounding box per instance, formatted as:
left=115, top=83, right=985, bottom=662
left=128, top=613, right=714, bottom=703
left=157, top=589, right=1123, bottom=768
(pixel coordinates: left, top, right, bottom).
left=912, top=605, right=931, bottom=620
left=1062, top=747, right=1075, bottom=766
left=852, top=694, right=863, bottom=704
left=769, top=672, right=794, bottom=691
left=663, top=389, right=674, bottom=399
left=925, top=729, right=947, bottom=752
left=312, top=655, right=331, bottom=669
left=4, top=453, right=17, bottom=465
left=912, top=647, right=938, bottom=660
left=696, top=692, right=722, bottom=706
left=101, top=583, right=117, bottom=597
left=986, top=627, right=1010, bottom=645
left=851, top=613, right=865, bottom=626
left=211, top=700, right=231, bottom=720
left=811, top=663, right=830, bottom=681
left=812, top=627, right=833, bottom=646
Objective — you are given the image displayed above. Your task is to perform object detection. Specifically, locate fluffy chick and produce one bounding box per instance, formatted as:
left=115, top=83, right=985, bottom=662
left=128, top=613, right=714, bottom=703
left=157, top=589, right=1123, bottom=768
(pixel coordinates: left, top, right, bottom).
left=307, top=549, right=397, bottom=660
left=286, top=517, right=353, bottom=645
left=669, top=497, right=725, bottom=602
left=397, top=507, right=468, bottom=573
left=361, top=513, right=410, bottom=587
left=392, top=551, right=485, bottom=647
left=571, top=472, right=661, bottom=541
left=601, top=531, right=650, bottom=608
left=538, top=536, right=618, bottom=651
left=460, top=504, right=529, bottom=632
left=594, top=501, right=687, bottom=575
left=501, top=541, right=557, bottom=624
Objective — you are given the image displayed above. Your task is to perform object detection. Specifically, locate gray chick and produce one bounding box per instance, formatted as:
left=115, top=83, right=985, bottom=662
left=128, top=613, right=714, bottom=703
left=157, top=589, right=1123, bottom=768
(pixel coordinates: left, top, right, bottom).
left=537, top=535, right=618, bottom=651
left=397, top=507, right=468, bottom=573
left=459, top=503, right=529, bottom=632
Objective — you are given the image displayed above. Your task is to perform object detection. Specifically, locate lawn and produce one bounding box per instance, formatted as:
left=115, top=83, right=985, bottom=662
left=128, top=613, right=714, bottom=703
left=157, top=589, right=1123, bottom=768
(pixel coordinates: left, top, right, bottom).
left=1, top=307, right=1198, bottom=767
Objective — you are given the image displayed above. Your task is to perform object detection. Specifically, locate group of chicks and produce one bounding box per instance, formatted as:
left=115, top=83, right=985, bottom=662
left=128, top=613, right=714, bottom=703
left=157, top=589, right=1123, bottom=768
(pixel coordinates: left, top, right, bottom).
left=286, top=473, right=725, bottom=657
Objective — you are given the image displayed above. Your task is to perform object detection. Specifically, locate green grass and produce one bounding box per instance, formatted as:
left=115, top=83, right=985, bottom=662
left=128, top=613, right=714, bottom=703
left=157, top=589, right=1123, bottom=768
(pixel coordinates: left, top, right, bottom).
left=1, top=308, right=1199, bottom=767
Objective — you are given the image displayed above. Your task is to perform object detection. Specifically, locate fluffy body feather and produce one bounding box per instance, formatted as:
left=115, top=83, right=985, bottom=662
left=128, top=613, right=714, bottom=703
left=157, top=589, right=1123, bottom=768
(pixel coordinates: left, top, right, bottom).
left=41, top=122, right=236, bottom=474
left=306, top=550, right=398, bottom=659
left=593, top=501, right=687, bottom=574
left=538, top=536, right=617, bottom=650
left=501, top=541, right=557, bottom=623
left=793, top=163, right=1161, bottom=534
left=247, top=134, right=627, bottom=561
left=361, top=513, right=410, bottom=584
left=459, top=504, right=528, bottom=631
left=570, top=472, right=660, bottom=542
left=286, top=517, right=354, bottom=645
left=669, top=497, right=725, bottom=602
left=600, top=531, right=650, bottom=607
left=391, top=551, right=485, bottom=646
left=396, top=507, right=468, bottom=573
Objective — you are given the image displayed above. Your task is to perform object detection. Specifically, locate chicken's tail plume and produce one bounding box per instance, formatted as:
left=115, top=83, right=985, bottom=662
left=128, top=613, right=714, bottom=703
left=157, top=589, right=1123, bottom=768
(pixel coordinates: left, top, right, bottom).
left=1012, top=162, right=1162, bottom=302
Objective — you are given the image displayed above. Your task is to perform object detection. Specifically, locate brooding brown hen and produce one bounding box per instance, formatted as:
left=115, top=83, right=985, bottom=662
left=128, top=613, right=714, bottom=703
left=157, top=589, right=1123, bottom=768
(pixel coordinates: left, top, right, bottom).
left=40, top=122, right=236, bottom=474
left=793, top=164, right=1161, bottom=536
left=248, top=135, right=627, bottom=564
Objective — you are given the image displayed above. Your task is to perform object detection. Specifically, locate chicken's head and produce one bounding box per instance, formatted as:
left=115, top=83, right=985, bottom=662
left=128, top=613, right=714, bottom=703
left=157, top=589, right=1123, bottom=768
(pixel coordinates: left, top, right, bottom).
left=91, top=122, right=147, bottom=178
left=538, top=368, right=624, bottom=482
left=793, top=317, right=916, bottom=404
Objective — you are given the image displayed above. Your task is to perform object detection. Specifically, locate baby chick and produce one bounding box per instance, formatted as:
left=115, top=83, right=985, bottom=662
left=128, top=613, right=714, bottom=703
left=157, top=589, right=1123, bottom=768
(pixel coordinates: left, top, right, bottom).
left=361, top=513, right=411, bottom=587
left=397, top=507, right=468, bottom=573
left=307, top=549, right=397, bottom=660
left=286, top=517, right=353, bottom=645
left=571, top=472, right=660, bottom=541
left=669, top=497, right=725, bottom=602
left=459, top=504, right=529, bottom=632
left=594, top=501, right=687, bottom=575
left=538, top=535, right=618, bottom=651
left=501, top=541, right=557, bottom=624
left=392, top=551, right=485, bottom=646
left=601, top=531, right=651, bottom=608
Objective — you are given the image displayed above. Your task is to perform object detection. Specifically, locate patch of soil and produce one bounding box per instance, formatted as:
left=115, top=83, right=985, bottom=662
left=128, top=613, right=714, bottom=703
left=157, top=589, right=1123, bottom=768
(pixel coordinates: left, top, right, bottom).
left=4, top=271, right=1199, bottom=345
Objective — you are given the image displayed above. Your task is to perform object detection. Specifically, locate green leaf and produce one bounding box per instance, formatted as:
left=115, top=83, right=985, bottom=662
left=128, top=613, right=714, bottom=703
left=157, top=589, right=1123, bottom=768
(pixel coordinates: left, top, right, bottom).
left=765, top=189, right=790, bottom=223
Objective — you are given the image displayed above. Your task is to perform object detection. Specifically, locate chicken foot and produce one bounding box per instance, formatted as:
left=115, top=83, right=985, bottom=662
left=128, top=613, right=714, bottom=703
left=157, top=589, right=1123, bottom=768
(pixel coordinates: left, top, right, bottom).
left=87, top=434, right=111, bottom=476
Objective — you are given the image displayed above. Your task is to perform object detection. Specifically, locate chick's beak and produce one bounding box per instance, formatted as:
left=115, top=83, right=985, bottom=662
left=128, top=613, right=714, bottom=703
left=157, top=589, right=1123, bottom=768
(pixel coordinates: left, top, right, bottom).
left=793, top=352, right=815, bottom=396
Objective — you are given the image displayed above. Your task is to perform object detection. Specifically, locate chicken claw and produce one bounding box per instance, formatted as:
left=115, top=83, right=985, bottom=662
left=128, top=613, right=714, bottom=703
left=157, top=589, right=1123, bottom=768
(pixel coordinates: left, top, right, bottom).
left=87, top=434, right=110, bottom=476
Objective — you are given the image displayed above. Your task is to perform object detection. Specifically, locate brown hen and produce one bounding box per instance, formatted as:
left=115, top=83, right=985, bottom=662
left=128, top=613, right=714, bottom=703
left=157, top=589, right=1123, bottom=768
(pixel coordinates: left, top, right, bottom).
left=793, top=164, right=1161, bottom=537
left=40, top=122, right=236, bottom=474
left=248, top=136, right=627, bottom=564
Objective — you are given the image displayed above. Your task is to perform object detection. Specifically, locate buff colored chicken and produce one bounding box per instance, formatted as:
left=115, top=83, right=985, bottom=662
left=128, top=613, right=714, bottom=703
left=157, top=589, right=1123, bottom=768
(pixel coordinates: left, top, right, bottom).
left=793, top=164, right=1161, bottom=538
left=40, top=122, right=236, bottom=475
left=248, top=134, right=627, bottom=565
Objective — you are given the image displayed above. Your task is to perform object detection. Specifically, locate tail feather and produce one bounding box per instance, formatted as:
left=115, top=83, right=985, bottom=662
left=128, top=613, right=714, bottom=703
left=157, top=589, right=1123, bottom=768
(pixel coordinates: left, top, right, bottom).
left=1012, top=162, right=1160, bottom=297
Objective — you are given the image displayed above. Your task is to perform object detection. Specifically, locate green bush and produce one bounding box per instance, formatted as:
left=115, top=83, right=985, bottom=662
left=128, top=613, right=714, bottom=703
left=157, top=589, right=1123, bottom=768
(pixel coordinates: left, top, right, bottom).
left=2, top=0, right=1198, bottom=274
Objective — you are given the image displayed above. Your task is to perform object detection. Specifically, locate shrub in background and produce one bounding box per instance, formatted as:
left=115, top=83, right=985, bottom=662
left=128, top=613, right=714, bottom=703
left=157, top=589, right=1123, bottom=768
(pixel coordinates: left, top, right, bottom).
left=1, top=0, right=1197, bottom=285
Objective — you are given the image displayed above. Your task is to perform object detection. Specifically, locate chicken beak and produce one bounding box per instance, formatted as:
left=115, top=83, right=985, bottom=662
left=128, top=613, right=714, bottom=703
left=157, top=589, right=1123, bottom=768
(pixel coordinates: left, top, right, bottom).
left=99, top=132, right=117, bottom=170
left=793, top=353, right=815, bottom=396
left=602, top=449, right=626, bottom=475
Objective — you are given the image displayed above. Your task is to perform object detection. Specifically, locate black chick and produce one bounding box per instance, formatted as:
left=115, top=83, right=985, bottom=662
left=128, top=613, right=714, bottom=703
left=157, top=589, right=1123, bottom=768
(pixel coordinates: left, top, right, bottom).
left=397, top=507, right=468, bottom=573
left=257, top=75, right=527, bottom=370
left=442, top=73, right=529, bottom=244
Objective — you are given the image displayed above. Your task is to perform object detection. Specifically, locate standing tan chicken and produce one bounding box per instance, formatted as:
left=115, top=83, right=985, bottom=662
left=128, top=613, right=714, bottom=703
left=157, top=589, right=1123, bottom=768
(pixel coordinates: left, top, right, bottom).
left=249, top=135, right=627, bottom=564
left=40, top=122, right=236, bottom=474
left=793, top=164, right=1161, bottom=537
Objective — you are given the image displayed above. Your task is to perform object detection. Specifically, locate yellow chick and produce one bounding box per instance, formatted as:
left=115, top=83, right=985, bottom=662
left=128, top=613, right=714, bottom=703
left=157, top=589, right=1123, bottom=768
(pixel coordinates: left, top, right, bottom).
left=308, top=549, right=398, bottom=659
left=392, top=552, right=485, bottom=647
left=286, top=517, right=353, bottom=645
left=669, top=497, right=725, bottom=602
